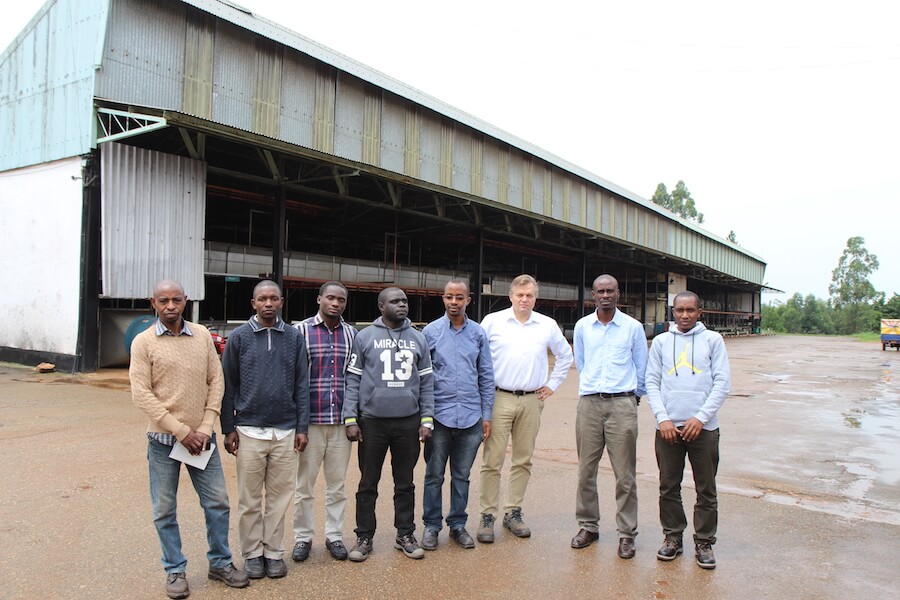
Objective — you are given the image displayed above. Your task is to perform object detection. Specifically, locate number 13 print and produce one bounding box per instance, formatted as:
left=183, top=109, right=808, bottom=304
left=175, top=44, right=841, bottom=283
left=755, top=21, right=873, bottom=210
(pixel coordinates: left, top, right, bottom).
left=380, top=349, right=414, bottom=381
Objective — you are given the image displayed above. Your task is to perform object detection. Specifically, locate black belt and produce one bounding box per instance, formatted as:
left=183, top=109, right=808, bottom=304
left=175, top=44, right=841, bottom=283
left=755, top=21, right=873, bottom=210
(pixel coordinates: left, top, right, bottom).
left=590, top=391, right=635, bottom=399
left=496, top=387, right=537, bottom=396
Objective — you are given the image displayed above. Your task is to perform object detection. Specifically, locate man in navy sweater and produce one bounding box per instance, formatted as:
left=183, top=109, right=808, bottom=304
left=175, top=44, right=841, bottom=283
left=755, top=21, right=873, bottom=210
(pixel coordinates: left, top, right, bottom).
left=222, top=280, right=309, bottom=580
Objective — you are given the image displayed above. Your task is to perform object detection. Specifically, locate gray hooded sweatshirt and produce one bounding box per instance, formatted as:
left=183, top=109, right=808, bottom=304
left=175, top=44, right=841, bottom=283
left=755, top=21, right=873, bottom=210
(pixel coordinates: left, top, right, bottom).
left=343, top=317, right=434, bottom=425
left=645, top=321, right=731, bottom=430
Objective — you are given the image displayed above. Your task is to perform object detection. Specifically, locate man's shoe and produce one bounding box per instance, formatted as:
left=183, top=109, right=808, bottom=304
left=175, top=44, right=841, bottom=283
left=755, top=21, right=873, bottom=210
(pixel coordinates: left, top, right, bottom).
left=695, top=542, right=716, bottom=569
left=571, top=528, right=600, bottom=549
left=476, top=514, right=495, bottom=543
left=449, top=527, right=475, bottom=549
left=348, top=537, right=373, bottom=562
left=394, top=534, right=425, bottom=559
left=291, top=541, right=311, bottom=562
left=325, top=539, right=348, bottom=561
left=208, top=563, right=250, bottom=588
left=657, top=538, right=683, bottom=561
left=421, top=528, right=439, bottom=550
left=243, top=556, right=265, bottom=579
left=264, top=558, right=287, bottom=579
left=617, top=537, right=636, bottom=559
left=165, top=572, right=189, bottom=599
left=502, top=508, right=531, bottom=538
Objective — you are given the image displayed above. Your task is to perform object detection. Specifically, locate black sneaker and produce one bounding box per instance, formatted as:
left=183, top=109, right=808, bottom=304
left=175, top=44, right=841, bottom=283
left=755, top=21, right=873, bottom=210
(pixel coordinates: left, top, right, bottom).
left=476, top=513, right=495, bottom=543
left=292, top=541, right=311, bottom=562
left=349, top=537, right=373, bottom=562
left=450, top=527, right=475, bottom=549
left=502, top=508, right=531, bottom=537
left=394, top=534, right=425, bottom=559
left=243, top=556, right=265, bottom=579
left=657, top=538, right=683, bottom=561
left=695, top=542, right=716, bottom=569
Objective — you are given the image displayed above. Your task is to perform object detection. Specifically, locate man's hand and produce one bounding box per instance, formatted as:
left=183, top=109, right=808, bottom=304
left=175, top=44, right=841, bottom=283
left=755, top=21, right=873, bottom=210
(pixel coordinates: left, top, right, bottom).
left=224, top=431, right=239, bottom=455
left=658, top=420, right=679, bottom=444
left=679, top=417, right=704, bottom=442
left=346, top=424, right=362, bottom=442
left=482, top=420, right=492, bottom=440
left=294, top=433, right=309, bottom=452
left=182, top=430, right=210, bottom=455
left=419, top=425, right=432, bottom=443
left=536, top=386, right=553, bottom=401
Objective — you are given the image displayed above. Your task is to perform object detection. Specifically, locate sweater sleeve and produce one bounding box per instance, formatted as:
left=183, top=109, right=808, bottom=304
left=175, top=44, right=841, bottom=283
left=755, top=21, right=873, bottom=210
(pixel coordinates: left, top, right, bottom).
left=645, top=336, right=669, bottom=425
left=695, top=333, right=731, bottom=425
left=416, top=332, right=434, bottom=425
left=220, top=328, right=240, bottom=434
left=200, top=329, right=224, bottom=437
left=294, top=334, right=310, bottom=434
left=343, top=336, right=364, bottom=425
left=129, top=332, right=191, bottom=441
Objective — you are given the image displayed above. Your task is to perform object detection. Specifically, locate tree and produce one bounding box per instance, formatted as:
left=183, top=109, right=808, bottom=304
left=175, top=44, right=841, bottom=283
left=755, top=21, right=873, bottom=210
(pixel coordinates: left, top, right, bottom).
left=727, top=230, right=738, bottom=244
left=650, top=180, right=704, bottom=223
left=828, top=236, right=879, bottom=309
left=881, top=293, right=900, bottom=319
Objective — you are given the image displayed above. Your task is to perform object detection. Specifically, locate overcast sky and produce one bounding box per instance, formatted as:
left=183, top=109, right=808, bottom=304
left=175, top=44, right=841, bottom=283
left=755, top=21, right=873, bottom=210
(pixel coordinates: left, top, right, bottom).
left=3, top=0, right=897, bottom=301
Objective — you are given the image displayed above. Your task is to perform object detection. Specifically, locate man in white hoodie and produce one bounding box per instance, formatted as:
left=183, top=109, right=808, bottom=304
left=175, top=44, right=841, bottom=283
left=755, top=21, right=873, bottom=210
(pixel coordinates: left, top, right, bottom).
left=646, top=291, right=731, bottom=570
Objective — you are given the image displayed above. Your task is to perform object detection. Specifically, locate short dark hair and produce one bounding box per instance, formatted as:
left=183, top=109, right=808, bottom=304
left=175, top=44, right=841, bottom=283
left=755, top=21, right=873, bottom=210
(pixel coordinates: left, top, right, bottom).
left=673, top=290, right=701, bottom=307
left=319, top=281, right=348, bottom=296
left=444, top=278, right=470, bottom=293
left=253, top=279, right=282, bottom=297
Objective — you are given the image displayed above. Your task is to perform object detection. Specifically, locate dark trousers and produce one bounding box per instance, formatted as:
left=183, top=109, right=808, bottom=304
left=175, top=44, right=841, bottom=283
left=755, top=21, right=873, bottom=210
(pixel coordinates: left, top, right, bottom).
left=655, top=428, right=720, bottom=544
left=354, top=414, right=421, bottom=539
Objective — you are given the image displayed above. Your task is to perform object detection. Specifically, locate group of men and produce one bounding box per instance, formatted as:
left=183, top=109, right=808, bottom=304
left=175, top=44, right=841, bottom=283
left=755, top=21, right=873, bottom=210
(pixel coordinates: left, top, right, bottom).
left=130, top=273, right=729, bottom=599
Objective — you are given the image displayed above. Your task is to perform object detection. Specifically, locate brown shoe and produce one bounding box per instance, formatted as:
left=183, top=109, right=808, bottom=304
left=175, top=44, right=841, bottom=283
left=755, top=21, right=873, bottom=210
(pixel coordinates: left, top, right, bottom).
left=571, top=529, right=599, bottom=549
left=617, top=537, right=636, bottom=559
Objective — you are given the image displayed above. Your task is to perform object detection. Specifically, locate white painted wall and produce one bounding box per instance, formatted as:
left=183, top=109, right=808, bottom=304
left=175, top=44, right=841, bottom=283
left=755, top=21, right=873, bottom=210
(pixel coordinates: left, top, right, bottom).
left=0, top=158, right=84, bottom=355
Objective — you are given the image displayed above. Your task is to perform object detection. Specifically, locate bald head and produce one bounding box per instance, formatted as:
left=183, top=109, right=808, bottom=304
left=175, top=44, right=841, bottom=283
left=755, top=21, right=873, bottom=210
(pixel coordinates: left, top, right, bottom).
left=153, top=279, right=185, bottom=297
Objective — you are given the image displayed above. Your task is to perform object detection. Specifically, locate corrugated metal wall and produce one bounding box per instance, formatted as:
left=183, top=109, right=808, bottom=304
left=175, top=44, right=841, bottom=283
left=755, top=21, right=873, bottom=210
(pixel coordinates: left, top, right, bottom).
left=91, top=0, right=765, bottom=285
left=100, top=143, right=206, bottom=299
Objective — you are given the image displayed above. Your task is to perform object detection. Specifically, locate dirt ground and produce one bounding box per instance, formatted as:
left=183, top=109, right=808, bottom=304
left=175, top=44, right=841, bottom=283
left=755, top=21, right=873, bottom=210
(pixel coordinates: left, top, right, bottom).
left=1, top=334, right=897, bottom=599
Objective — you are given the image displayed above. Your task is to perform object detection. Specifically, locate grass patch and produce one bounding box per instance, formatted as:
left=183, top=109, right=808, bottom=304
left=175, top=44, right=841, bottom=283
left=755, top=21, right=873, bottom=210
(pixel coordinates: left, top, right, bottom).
left=852, top=332, right=880, bottom=342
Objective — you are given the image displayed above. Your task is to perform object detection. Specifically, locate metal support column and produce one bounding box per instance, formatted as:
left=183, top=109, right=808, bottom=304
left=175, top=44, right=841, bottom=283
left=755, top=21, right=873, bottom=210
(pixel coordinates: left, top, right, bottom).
left=578, top=250, right=586, bottom=314
left=474, top=229, right=484, bottom=320
left=76, top=151, right=101, bottom=372
left=641, top=268, right=647, bottom=324
left=272, top=178, right=286, bottom=288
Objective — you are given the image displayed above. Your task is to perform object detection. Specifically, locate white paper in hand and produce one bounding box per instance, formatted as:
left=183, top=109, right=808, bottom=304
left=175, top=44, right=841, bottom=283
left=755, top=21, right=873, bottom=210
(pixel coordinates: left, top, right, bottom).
left=169, top=441, right=215, bottom=470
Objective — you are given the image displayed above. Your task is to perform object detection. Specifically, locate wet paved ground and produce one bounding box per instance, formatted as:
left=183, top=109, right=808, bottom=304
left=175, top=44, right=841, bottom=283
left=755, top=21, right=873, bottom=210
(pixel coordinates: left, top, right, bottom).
left=1, top=335, right=898, bottom=599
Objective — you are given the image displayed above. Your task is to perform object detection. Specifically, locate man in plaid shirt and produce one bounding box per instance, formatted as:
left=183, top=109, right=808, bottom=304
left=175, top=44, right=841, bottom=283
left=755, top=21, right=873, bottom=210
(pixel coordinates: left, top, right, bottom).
left=292, top=281, right=357, bottom=562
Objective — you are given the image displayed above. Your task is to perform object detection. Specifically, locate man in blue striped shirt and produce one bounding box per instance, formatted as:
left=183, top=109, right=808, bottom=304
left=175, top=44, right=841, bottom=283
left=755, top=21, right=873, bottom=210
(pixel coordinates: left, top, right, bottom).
left=420, top=279, right=495, bottom=550
left=292, top=281, right=357, bottom=562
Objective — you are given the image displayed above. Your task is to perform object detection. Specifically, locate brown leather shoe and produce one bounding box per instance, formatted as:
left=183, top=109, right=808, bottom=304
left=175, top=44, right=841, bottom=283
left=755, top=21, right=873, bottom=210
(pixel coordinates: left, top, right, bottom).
left=618, top=537, right=636, bottom=559
left=570, top=529, right=599, bottom=549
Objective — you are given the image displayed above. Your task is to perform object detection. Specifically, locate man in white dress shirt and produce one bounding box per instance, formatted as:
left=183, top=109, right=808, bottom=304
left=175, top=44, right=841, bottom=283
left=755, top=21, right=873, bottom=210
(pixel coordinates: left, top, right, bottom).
left=476, top=274, right=573, bottom=543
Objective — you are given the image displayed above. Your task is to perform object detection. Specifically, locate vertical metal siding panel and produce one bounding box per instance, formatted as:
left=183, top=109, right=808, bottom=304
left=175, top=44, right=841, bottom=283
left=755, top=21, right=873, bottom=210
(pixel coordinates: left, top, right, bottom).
left=98, top=0, right=185, bottom=110
left=418, top=112, right=441, bottom=185
left=182, top=9, right=215, bottom=118
left=334, top=72, right=366, bottom=161
left=379, top=94, right=405, bottom=173
left=279, top=51, right=317, bottom=148
left=440, top=120, right=453, bottom=188
left=451, top=125, right=472, bottom=193
left=211, top=22, right=255, bottom=132
left=507, top=150, right=523, bottom=209
left=550, top=172, right=564, bottom=220
left=403, top=104, right=420, bottom=178
left=600, top=191, right=611, bottom=235
left=586, top=187, right=597, bottom=230
left=542, top=166, right=552, bottom=217
left=252, top=40, right=281, bottom=138
left=481, top=140, right=499, bottom=202
left=498, top=146, right=509, bottom=205
left=362, top=87, right=381, bottom=165
left=101, top=143, right=206, bottom=299
left=578, top=183, right=587, bottom=228
left=313, top=64, right=336, bottom=154
left=530, top=164, right=544, bottom=215
left=470, top=134, right=483, bottom=197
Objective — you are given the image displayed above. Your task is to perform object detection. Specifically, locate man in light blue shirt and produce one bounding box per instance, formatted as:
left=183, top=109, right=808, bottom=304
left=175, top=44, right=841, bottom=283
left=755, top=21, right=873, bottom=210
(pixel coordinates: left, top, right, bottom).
left=421, top=279, right=494, bottom=550
left=571, top=274, right=648, bottom=559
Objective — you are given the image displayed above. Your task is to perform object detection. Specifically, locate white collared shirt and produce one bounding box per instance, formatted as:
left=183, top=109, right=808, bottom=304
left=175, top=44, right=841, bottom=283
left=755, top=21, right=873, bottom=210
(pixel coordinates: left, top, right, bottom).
left=480, top=307, right=573, bottom=392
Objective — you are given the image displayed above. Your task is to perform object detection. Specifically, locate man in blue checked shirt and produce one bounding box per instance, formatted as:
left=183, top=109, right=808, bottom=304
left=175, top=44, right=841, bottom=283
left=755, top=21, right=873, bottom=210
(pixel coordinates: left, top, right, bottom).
left=420, top=279, right=495, bottom=551
left=292, top=281, right=356, bottom=562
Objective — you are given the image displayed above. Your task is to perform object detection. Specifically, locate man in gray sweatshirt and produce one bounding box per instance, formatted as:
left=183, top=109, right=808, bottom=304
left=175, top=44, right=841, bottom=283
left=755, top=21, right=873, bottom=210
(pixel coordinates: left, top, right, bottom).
left=343, top=287, right=434, bottom=562
left=646, top=291, right=731, bottom=570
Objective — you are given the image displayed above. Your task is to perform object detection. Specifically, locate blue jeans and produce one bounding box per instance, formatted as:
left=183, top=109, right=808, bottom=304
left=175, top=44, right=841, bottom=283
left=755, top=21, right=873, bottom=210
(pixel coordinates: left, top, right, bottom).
left=423, top=419, right=483, bottom=531
left=147, top=436, right=233, bottom=573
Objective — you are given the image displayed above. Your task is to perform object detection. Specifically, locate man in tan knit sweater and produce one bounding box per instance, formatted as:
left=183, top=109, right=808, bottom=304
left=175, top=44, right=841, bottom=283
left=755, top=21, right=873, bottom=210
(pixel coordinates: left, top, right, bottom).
left=130, top=280, right=249, bottom=599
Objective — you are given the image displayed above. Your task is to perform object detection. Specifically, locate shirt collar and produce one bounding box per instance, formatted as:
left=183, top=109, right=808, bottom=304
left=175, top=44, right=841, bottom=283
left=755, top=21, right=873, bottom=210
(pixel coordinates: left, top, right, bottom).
left=312, top=312, right=346, bottom=330
left=443, top=314, right=469, bottom=330
left=594, top=308, right=623, bottom=326
left=155, top=318, right=193, bottom=336
left=505, top=307, right=536, bottom=325
left=249, top=315, right=285, bottom=332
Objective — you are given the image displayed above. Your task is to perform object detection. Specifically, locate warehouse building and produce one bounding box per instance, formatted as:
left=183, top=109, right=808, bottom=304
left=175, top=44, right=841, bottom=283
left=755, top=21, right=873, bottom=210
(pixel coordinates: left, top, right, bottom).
left=0, top=0, right=767, bottom=371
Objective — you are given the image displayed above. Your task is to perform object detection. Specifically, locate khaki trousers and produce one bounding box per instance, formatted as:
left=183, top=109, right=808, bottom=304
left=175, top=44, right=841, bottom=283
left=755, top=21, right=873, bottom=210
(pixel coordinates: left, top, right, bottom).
left=575, top=394, right=638, bottom=538
left=479, top=390, right=544, bottom=516
left=293, top=424, right=352, bottom=543
left=236, top=431, right=298, bottom=560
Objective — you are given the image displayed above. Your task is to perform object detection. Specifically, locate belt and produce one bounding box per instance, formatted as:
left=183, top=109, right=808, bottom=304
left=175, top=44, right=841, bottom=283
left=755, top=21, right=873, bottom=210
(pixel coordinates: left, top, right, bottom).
left=496, top=387, right=537, bottom=396
left=590, top=391, right=635, bottom=399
